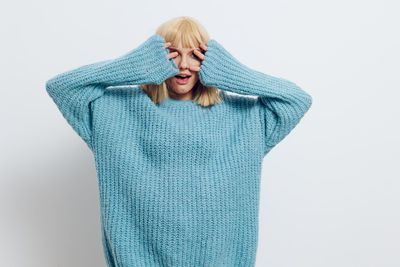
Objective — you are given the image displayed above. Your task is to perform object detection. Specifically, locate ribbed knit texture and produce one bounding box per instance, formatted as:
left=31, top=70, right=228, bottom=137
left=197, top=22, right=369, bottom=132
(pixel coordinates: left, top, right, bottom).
left=46, top=34, right=312, bottom=267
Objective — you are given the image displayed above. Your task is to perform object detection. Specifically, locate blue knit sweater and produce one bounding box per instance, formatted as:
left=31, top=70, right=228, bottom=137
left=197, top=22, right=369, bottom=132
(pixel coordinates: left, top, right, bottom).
left=46, top=34, right=312, bottom=267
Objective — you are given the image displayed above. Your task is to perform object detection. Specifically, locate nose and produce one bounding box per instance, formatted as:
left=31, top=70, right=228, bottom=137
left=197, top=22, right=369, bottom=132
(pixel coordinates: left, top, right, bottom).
left=177, top=54, right=189, bottom=69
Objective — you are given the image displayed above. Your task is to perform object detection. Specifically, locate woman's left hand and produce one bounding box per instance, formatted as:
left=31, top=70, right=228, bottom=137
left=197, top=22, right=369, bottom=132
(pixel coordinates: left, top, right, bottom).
left=189, top=43, right=208, bottom=72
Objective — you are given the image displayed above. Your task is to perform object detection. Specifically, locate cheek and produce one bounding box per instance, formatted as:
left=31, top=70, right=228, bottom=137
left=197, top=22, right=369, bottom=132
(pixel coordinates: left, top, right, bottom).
left=189, top=76, right=198, bottom=85
left=191, top=73, right=199, bottom=82
left=165, top=77, right=173, bottom=84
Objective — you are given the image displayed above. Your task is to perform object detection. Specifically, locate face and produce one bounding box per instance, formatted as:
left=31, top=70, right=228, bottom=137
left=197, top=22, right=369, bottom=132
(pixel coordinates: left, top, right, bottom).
left=165, top=41, right=201, bottom=100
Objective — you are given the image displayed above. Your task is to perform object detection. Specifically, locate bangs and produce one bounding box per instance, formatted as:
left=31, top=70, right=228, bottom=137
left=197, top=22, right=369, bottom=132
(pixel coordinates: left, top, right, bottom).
left=158, top=17, right=206, bottom=48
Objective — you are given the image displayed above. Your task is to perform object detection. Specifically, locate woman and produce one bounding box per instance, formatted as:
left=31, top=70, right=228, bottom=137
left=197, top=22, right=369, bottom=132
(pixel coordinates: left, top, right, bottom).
left=46, top=16, right=312, bottom=267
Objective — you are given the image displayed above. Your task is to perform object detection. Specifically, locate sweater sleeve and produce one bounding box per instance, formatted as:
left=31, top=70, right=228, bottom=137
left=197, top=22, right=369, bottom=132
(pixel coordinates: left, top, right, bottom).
left=45, top=34, right=179, bottom=149
left=199, top=39, right=312, bottom=153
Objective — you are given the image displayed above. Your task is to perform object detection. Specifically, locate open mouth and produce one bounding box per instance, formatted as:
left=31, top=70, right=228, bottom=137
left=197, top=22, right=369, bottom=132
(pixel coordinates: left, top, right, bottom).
left=175, top=74, right=191, bottom=78
left=174, top=74, right=191, bottom=83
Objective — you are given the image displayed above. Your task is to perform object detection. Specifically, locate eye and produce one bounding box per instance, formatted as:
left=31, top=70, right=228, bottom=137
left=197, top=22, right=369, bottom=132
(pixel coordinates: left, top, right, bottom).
left=191, top=52, right=200, bottom=60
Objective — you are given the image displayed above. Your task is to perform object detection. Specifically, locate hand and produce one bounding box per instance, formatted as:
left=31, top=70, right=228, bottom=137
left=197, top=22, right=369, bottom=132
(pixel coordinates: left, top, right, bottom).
left=164, top=41, right=208, bottom=72
left=191, top=43, right=208, bottom=72
left=164, top=41, right=178, bottom=59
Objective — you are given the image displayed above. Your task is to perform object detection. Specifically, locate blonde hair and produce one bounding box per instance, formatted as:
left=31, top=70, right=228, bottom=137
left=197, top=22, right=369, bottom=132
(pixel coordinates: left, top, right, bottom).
left=140, top=16, right=222, bottom=107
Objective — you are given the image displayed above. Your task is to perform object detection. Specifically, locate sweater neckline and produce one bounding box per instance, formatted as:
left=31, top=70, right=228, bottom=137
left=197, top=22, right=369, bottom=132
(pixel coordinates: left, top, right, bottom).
left=161, top=97, right=199, bottom=107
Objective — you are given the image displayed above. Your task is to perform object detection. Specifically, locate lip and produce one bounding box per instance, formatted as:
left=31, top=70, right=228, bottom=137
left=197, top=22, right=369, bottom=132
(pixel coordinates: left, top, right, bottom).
left=174, top=76, right=190, bottom=85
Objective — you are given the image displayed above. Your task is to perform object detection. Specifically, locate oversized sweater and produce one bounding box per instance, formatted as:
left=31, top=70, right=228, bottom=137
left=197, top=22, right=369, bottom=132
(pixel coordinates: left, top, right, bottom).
left=45, top=34, right=312, bottom=267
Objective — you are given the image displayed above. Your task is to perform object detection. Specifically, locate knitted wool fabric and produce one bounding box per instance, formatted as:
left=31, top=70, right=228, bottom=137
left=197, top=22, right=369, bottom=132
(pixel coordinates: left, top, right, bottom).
left=46, top=34, right=312, bottom=267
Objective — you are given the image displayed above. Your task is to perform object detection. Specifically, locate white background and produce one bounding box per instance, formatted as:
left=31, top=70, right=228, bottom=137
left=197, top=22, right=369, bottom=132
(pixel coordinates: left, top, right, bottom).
left=1, top=0, right=399, bottom=266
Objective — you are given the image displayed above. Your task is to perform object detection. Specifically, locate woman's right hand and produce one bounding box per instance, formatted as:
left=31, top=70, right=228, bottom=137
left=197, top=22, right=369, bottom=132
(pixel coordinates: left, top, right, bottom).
left=165, top=42, right=178, bottom=60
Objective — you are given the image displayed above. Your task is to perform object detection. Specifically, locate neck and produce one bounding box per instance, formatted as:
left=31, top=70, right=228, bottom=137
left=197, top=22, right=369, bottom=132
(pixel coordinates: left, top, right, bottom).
left=169, top=92, right=193, bottom=100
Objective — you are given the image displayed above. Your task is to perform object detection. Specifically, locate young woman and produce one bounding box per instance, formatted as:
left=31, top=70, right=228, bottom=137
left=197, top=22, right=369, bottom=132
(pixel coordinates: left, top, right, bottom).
left=46, top=16, right=312, bottom=267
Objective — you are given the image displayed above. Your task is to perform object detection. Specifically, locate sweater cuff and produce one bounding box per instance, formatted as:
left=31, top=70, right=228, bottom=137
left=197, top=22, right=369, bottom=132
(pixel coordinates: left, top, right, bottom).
left=199, top=39, right=309, bottom=101
left=107, top=34, right=180, bottom=85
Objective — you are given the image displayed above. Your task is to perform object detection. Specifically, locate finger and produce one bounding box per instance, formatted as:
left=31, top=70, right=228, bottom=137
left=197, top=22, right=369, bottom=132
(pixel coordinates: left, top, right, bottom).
left=199, top=43, right=208, bottom=51
left=164, top=42, right=172, bottom=48
left=166, top=51, right=178, bottom=59
left=193, top=49, right=205, bottom=60
left=189, top=65, right=201, bottom=72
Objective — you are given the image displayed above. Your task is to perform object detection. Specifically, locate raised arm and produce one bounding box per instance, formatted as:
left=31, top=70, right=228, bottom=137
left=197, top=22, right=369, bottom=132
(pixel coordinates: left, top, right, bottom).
left=45, top=34, right=179, bottom=150
left=199, top=39, right=312, bottom=153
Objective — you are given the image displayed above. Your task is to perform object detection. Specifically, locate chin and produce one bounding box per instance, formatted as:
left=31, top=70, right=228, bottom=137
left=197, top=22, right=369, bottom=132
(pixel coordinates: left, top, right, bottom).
left=167, top=79, right=198, bottom=93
